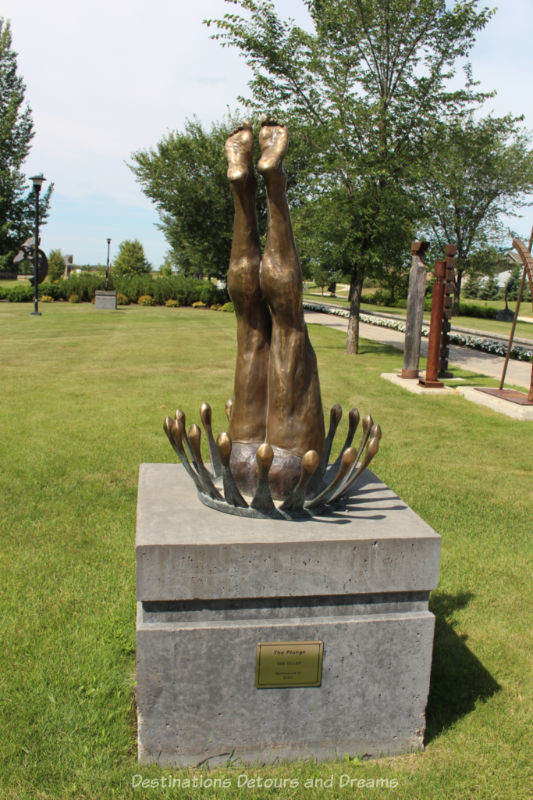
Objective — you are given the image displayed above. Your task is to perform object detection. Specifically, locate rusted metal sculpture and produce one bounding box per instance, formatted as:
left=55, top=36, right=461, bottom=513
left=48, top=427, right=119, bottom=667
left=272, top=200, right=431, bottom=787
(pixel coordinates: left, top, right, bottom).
left=419, top=260, right=446, bottom=388
left=164, top=117, right=381, bottom=519
left=479, top=235, right=533, bottom=406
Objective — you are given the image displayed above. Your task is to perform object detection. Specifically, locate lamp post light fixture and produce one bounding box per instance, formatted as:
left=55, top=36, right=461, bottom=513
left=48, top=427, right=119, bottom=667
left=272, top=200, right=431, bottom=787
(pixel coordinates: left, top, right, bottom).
left=105, top=238, right=111, bottom=290
left=30, top=173, right=46, bottom=316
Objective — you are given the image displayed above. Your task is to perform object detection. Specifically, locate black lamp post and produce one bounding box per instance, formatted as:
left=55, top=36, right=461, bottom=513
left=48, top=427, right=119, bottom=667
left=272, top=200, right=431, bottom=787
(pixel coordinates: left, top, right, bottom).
left=105, top=238, right=111, bottom=290
left=30, top=173, right=46, bottom=316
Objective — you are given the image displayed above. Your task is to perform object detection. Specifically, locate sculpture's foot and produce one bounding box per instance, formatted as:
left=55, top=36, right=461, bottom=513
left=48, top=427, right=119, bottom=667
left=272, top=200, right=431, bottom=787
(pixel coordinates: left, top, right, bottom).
left=257, top=115, right=288, bottom=175
left=225, top=120, right=255, bottom=182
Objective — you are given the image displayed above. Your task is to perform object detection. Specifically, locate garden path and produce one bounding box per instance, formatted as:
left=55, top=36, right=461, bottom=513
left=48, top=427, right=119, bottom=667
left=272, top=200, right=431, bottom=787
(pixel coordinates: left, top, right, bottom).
left=304, top=310, right=532, bottom=390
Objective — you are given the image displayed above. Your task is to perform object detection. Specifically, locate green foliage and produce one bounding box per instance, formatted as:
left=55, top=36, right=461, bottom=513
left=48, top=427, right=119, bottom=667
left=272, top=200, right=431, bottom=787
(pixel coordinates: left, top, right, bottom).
left=112, top=275, right=229, bottom=306
left=477, top=275, right=501, bottom=301
left=164, top=298, right=179, bottom=307
left=38, top=281, right=64, bottom=300
left=455, top=301, right=498, bottom=319
left=221, top=301, right=235, bottom=312
left=504, top=263, right=532, bottom=304
left=6, top=282, right=32, bottom=301
left=206, top=0, right=493, bottom=352
left=137, top=294, right=154, bottom=306
left=363, top=289, right=408, bottom=309
left=0, top=19, right=52, bottom=267
left=67, top=293, right=80, bottom=304
left=420, top=115, right=533, bottom=308
left=47, top=248, right=64, bottom=282
left=130, top=114, right=268, bottom=281
left=111, top=239, right=151, bottom=277
left=116, top=292, right=130, bottom=305
left=62, top=273, right=105, bottom=302
left=159, top=252, right=176, bottom=276
left=310, top=262, right=332, bottom=295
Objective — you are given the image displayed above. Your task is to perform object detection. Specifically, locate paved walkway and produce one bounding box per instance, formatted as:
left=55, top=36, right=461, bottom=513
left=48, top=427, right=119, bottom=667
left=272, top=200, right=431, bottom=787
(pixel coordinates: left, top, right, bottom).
left=304, top=310, right=532, bottom=390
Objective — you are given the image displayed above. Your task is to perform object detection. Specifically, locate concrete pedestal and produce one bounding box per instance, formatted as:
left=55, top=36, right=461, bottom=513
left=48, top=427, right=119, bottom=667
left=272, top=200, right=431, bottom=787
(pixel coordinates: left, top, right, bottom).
left=94, top=290, right=117, bottom=309
left=136, top=463, right=441, bottom=766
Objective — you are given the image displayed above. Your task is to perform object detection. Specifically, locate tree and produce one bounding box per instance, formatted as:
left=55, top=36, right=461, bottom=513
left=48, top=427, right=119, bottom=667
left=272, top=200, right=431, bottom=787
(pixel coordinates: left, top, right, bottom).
left=159, top=252, right=176, bottom=276
left=132, top=115, right=251, bottom=280
left=206, top=0, right=493, bottom=352
left=111, top=240, right=151, bottom=277
left=0, top=19, right=52, bottom=269
left=420, top=114, right=533, bottom=312
left=310, top=262, right=332, bottom=295
left=47, top=248, right=64, bottom=282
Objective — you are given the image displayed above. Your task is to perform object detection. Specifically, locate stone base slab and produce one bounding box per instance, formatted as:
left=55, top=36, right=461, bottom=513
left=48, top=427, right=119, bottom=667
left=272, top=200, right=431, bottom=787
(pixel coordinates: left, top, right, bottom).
left=136, top=464, right=441, bottom=766
left=457, top=386, right=533, bottom=420
left=381, top=372, right=455, bottom=395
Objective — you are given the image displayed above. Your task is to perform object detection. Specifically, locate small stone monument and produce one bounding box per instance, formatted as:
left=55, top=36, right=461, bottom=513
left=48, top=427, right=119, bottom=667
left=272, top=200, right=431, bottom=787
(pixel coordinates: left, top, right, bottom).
left=94, top=290, right=117, bottom=310
left=136, top=118, right=441, bottom=765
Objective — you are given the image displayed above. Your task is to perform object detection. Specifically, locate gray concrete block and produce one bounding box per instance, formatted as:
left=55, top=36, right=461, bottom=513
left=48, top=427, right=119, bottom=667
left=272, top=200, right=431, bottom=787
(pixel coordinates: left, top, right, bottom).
left=137, top=610, right=435, bottom=765
left=136, top=464, right=441, bottom=602
left=136, top=464, right=441, bottom=765
left=94, top=290, right=117, bottom=309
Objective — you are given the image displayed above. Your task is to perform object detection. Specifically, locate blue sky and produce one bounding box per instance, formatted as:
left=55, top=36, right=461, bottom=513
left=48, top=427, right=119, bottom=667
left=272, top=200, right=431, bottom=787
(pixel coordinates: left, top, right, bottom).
left=3, top=0, right=533, bottom=268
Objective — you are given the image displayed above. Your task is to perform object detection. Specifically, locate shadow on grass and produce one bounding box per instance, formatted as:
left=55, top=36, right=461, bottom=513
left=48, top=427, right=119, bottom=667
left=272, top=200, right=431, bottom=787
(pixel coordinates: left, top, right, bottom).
left=425, top=590, right=500, bottom=744
left=443, top=373, right=497, bottom=388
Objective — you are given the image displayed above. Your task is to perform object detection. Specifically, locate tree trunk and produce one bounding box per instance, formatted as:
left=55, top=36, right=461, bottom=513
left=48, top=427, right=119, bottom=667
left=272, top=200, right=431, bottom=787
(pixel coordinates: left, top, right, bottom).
left=346, top=269, right=364, bottom=355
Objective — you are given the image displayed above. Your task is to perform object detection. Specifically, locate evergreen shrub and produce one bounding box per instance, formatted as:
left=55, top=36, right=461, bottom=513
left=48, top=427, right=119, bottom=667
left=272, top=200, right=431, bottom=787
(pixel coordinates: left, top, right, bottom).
left=6, top=284, right=33, bottom=302
left=63, top=274, right=105, bottom=302
left=38, top=282, right=64, bottom=300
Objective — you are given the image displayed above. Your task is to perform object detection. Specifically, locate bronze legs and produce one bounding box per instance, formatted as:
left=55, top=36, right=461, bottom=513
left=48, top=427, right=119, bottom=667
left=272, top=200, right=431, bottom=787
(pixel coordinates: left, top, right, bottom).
left=225, top=118, right=324, bottom=497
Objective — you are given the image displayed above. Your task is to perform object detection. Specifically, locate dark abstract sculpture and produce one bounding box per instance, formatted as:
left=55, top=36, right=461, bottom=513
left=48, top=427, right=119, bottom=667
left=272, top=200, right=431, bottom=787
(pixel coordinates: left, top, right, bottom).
left=13, top=237, right=48, bottom=285
left=164, top=117, right=381, bottom=519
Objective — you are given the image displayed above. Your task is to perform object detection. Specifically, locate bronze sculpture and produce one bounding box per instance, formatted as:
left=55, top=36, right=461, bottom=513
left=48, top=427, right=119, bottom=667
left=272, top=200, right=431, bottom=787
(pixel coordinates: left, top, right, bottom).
left=165, top=117, right=381, bottom=518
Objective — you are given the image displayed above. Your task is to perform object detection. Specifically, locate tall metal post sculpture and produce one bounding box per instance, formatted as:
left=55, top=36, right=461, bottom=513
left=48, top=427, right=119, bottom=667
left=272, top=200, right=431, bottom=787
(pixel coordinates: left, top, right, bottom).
left=105, top=238, right=111, bottom=291
left=438, top=245, right=457, bottom=379
left=401, top=241, right=429, bottom=379
left=164, top=118, right=382, bottom=519
left=419, top=260, right=446, bottom=388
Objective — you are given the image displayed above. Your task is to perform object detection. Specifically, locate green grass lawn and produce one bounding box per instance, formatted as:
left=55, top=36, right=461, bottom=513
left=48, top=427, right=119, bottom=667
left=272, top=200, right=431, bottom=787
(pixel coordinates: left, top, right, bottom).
left=1, top=303, right=531, bottom=800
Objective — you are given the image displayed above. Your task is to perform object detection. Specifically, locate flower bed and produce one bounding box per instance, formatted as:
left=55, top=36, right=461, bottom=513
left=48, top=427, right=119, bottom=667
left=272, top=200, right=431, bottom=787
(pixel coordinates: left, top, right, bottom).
left=303, top=302, right=532, bottom=363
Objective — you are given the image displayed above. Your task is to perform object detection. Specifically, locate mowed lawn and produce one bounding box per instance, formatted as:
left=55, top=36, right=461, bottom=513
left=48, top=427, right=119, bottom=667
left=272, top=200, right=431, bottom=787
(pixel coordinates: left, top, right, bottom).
left=1, top=303, right=531, bottom=800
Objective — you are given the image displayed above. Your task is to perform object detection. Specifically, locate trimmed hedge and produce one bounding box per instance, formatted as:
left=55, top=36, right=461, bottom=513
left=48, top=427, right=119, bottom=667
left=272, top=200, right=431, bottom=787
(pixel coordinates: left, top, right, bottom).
left=2, top=274, right=230, bottom=306
left=361, top=290, right=499, bottom=319
left=6, top=284, right=34, bottom=302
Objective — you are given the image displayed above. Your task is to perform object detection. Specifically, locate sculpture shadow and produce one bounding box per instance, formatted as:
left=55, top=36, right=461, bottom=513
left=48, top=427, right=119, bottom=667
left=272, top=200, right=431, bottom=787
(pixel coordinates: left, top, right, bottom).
left=425, top=590, right=500, bottom=744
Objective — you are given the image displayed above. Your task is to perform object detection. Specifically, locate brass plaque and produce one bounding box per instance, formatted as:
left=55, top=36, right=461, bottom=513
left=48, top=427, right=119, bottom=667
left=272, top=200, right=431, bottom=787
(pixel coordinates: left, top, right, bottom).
left=255, top=641, right=323, bottom=688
